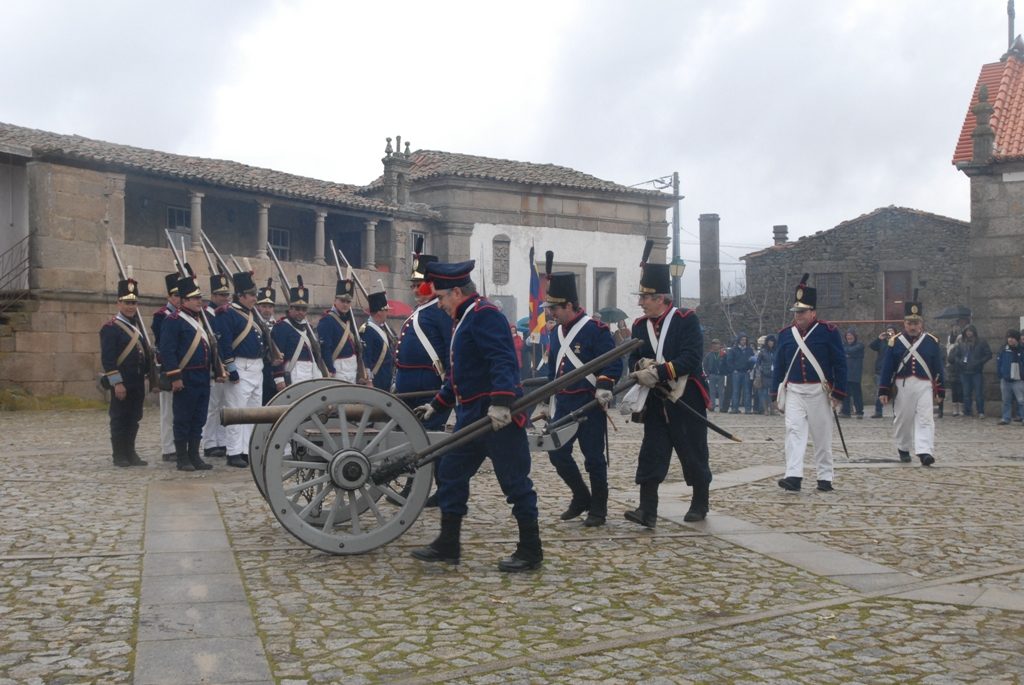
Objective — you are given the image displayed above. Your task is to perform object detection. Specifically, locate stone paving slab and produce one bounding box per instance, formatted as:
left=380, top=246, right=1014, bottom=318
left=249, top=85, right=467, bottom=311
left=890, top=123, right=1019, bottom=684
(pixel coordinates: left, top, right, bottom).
left=2, top=408, right=1024, bottom=683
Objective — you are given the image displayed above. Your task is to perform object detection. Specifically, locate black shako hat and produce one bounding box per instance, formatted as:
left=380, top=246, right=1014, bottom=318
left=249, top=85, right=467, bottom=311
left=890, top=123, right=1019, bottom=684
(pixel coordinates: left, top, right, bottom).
left=635, top=239, right=670, bottom=295
left=176, top=276, right=201, bottom=299
left=165, top=273, right=180, bottom=296
left=231, top=271, right=257, bottom=295
left=210, top=273, right=231, bottom=295
left=904, top=289, right=923, bottom=319
left=543, top=273, right=578, bottom=307
left=367, top=290, right=389, bottom=313
left=289, top=275, right=310, bottom=306
left=117, top=277, right=139, bottom=302
left=256, top=278, right=276, bottom=305
left=789, top=273, right=816, bottom=312
left=411, top=254, right=438, bottom=281
left=335, top=278, right=355, bottom=300
left=423, top=260, right=475, bottom=289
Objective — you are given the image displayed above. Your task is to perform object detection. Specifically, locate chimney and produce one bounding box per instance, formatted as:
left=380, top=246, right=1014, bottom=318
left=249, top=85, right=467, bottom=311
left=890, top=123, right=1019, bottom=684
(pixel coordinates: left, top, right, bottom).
left=699, top=213, right=721, bottom=307
left=773, top=225, right=789, bottom=245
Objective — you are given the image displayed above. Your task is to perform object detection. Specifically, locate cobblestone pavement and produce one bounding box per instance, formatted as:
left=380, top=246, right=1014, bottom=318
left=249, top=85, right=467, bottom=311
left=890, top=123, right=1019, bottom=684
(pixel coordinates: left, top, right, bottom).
left=0, top=407, right=1022, bottom=684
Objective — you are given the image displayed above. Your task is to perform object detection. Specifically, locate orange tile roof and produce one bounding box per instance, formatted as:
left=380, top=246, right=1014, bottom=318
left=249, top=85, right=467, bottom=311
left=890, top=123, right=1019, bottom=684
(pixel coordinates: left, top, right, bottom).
left=952, top=55, right=1024, bottom=165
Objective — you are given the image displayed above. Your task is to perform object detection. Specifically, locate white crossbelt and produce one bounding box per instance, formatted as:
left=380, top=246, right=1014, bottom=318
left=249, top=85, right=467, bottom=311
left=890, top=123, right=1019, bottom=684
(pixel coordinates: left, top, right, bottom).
left=367, top=320, right=391, bottom=375
left=791, top=323, right=827, bottom=392
left=549, top=315, right=596, bottom=414
left=283, top=319, right=316, bottom=375
left=409, top=299, right=443, bottom=377
left=895, top=334, right=933, bottom=382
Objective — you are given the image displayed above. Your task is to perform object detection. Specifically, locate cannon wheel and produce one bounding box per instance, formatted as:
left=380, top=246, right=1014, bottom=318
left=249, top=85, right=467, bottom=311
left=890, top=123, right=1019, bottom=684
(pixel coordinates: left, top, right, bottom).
left=262, top=384, right=432, bottom=554
left=249, top=378, right=346, bottom=500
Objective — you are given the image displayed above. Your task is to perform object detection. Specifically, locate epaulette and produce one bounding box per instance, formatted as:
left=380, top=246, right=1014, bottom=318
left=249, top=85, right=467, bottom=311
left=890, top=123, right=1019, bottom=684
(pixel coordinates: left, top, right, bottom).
left=103, top=318, right=118, bottom=328
left=674, top=308, right=694, bottom=319
left=592, top=319, right=610, bottom=331
left=474, top=300, right=499, bottom=313
left=926, top=333, right=939, bottom=342
left=820, top=320, right=839, bottom=332
left=167, top=310, right=181, bottom=320
left=359, top=323, right=367, bottom=334
left=777, top=324, right=793, bottom=335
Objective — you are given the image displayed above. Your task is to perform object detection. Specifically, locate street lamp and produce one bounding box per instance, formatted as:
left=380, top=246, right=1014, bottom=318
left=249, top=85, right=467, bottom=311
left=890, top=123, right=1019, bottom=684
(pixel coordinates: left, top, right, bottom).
left=670, top=256, right=687, bottom=280
left=629, top=171, right=683, bottom=303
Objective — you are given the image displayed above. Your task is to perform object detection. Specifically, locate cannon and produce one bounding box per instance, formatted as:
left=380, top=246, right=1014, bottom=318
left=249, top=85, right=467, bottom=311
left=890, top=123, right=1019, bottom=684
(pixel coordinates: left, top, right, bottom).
left=222, top=339, right=642, bottom=556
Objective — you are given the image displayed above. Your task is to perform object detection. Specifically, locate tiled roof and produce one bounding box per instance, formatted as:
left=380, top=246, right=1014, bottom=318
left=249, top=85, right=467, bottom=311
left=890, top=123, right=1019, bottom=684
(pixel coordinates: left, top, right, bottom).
left=741, top=206, right=967, bottom=260
left=361, top=149, right=671, bottom=199
left=952, top=53, right=1024, bottom=165
left=0, top=121, right=396, bottom=215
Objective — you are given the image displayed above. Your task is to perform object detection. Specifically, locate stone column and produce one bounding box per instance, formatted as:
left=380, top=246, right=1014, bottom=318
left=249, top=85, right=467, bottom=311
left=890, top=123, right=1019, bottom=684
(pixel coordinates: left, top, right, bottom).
left=698, top=213, right=721, bottom=307
left=314, top=210, right=327, bottom=265
left=364, top=219, right=377, bottom=269
left=256, top=200, right=270, bottom=259
left=189, top=191, right=204, bottom=245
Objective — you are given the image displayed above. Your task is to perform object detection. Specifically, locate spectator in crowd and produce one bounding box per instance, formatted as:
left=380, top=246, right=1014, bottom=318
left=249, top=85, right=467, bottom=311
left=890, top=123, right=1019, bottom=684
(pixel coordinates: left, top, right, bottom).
left=945, top=322, right=965, bottom=416
left=509, top=323, right=524, bottom=371
left=868, top=326, right=897, bottom=418
left=702, top=338, right=727, bottom=412
left=997, top=329, right=1024, bottom=425
left=841, top=329, right=865, bottom=418
left=955, top=324, right=992, bottom=418
left=726, top=333, right=754, bottom=414
left=614, top=319, right=632, bottom=380
left=753, top=334, right=776, bottom=415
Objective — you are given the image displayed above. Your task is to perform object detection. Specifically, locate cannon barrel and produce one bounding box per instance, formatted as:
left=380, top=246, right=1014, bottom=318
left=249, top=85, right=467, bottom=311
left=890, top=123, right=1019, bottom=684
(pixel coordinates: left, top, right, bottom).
left=221, top=388, right=438, bottom=425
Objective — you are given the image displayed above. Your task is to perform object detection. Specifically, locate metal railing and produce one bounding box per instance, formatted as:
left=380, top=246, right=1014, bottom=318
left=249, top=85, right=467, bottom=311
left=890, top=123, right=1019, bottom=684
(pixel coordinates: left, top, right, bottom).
left=0, top=234, right=30, bottom=319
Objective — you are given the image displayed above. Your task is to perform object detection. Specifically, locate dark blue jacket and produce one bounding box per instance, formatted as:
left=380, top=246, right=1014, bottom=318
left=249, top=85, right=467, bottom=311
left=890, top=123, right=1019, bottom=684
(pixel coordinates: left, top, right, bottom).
left=214, top=302, right=265, bottom=370
left=726, top=338, right=754, bottom=373
left=844, top=334, right=865, bottom=381
left=547, top=311, right=620, bottom=409
left=771, top=320, right=847, bottom=401
left=271, top=316, right=316, bottom=380
left=878, top=332, right=945, bottom=397
left=100, top=314, right=150, bottom=386
left=432, top=295, right=523, bottom=426
left=158, top=309, right=212, bottom=387
left=996, top=343, right=1024, bottom=380
left=395, top=300, right=451, bottom=394
left=628, top=306, right=708, bottom=403
left=362, top=320, right=394, bottom=391
left=151, top=302, right=176, bottom=365
left=317, top=307, right=359, bottom=373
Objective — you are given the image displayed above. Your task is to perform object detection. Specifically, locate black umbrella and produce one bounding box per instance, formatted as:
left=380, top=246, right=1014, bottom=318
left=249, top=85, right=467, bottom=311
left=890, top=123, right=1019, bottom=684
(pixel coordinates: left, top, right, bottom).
left=597, top=307, right=629, bottom=323
left=934, top=305, right=971, bottom=320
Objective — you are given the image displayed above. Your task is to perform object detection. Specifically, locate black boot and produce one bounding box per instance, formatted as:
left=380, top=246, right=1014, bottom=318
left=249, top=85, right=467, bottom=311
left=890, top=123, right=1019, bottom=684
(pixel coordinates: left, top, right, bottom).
left=226, top=454, right=248, bottom=468
left=411, top=513, right=461, bottom=564
left=777, top=476, right=802, bottom=492
left=556, top=465, right=591, bottom=521
left=898, top=450, right=912, bottom=463
left=175, top=440, right=194, bottom=472
left=126, top=425, right=147, bottom=466
left=583, top=479, right=607, bottom=527
left=684, top=483, right=709, bottom=522
left=498, top=517, right=543, bottom=572
left=917, top=453, right=935, bottom=467
left=188, top=439, right=213, bottom=471
left=624, top=482, right=658, bottom=528
left=111, top=434, right=131, bottom=467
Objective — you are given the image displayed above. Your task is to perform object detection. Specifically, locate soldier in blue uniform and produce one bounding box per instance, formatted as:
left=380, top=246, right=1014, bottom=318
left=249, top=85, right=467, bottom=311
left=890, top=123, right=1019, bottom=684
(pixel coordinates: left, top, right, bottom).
left=317, top=277, right=365, bottom=383
left=100, top=274, right=151, bottom=467
left=362, top=289, right=394, bottom=391
left=271, top=277, right=326, bottom=389
left=878, top=296, right=944, bottom=466
left=626, top=245, right=713, bottom=525
left=396, top=248, right=452, bottom=430
left=540, top=262, right=620, bottom=527
left=256, top=279, right=278, bottom=404
left=215, top=270, right=267, bottom=468
left=201, top=273, right=232, bottom=458
left=410, top=260, right=543, bottom=572
left=771, top=274, right=847, bottom=492
left=152, top=273, right=180, bottom=461
left=158, top=275, right=215, bottom=472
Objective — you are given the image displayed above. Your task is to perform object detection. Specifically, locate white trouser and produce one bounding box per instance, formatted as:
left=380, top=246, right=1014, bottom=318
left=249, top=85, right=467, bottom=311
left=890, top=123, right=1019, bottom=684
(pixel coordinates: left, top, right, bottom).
left=225, top=358, right=264, bottom=456
left=291, top=360, right=317, bottom=384
left=893, top=377, right=934, bottom=456
left=202, top=380, right=228, bottom=450
left=334, top=356, right=357, bottom=383
left=159, top=390, right=174, bottom=454
left=783, top=382, right=835, bottom=482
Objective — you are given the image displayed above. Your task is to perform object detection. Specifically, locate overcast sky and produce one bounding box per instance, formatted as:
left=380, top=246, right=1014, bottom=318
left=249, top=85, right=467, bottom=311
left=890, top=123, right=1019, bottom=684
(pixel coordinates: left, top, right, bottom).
left=1, top=0, right=1012, bottom=296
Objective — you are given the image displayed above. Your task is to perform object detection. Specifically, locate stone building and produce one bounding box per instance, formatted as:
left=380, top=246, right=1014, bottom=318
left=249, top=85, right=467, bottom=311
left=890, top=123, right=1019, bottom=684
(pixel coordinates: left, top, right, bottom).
left=953, top=35, right=1024, bottom=349
left=0, top=123, right=671, bottom=398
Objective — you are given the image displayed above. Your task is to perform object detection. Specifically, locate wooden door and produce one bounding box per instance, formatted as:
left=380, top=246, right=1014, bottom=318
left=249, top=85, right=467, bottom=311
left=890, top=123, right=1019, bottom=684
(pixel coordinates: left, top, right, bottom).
left=884, top=271, right=911, bottom=321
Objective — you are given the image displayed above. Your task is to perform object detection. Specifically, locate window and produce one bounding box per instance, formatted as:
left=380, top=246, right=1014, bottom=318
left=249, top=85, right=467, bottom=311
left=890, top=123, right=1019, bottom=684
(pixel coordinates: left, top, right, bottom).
left=594, top=269, right=616, bottom=311
left=492, top=234, right=510, bottom=285
left=411, top=230, right=427, bottom=255
left=269, top=227, right=291, bottom=261
left=167, top=206, right=190, bottom=229
left=815, top=272, right=842, bottom=308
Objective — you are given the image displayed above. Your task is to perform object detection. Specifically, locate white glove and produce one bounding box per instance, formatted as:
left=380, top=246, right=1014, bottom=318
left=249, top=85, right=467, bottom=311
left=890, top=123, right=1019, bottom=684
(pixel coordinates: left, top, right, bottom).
left=413, top=404, right=436, bottom=422
left=487, top=405, right=512, bottom=431
left=532, top=406, right=550, bottom=423
left=633, top=366, right=660, bottom=388
left=595, top=389, right=613, bottom=409
left=637, top=358, right=657, bottom=370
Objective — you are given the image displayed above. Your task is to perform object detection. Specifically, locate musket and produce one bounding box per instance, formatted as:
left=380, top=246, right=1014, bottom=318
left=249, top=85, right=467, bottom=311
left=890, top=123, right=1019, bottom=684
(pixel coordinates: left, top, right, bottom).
left=163, top=229, right=227, bottom=380
left=652, top=383, right=742, bottom=443
left=335, top=244, right=399, bottom=348
left=329, top=239, right=370, bottom=384
left=107, top=238, right=160, bottom=391
left=266, top=242, right=331, bottom=378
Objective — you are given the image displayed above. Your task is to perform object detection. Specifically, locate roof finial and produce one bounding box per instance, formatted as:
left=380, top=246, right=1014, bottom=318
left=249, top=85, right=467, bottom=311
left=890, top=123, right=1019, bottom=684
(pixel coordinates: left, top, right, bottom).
left=384, top=137, right=393, bottom=157
left=1011, top=0, right=1016, bottom=51
left=395, top=135, right=402, bottom=156
left=404, top=141, right=411, bottom=157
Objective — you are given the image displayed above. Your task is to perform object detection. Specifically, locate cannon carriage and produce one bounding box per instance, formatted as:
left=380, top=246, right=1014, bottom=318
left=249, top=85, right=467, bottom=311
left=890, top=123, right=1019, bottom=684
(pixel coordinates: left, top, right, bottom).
left=221, top=339, right=642, bottom=556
